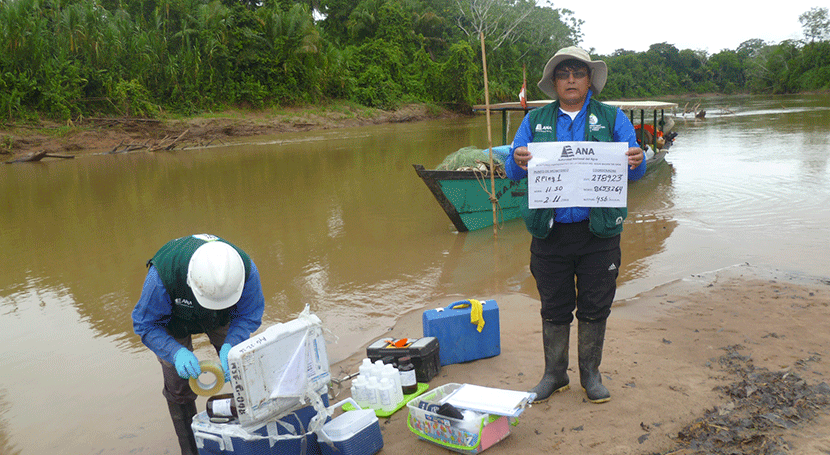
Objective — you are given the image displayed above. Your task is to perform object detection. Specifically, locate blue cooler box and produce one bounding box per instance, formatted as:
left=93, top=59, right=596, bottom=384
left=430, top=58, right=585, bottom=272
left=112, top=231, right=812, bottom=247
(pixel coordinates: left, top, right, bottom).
left=192, top=391, right=330, bottom=455
left=318, top=399, right=383, bottom=455
left=423, top=299, right=500, bottom=366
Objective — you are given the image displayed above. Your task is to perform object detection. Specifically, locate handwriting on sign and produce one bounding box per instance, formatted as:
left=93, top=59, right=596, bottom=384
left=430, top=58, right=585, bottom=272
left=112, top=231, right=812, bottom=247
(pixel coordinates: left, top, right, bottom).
left=527, top=141, right=628, bottom=209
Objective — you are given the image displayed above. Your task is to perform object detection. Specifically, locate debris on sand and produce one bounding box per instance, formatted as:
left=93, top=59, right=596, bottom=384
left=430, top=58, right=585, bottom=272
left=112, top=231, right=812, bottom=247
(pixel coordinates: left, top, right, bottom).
left=670, top=345, right=830, bottom=454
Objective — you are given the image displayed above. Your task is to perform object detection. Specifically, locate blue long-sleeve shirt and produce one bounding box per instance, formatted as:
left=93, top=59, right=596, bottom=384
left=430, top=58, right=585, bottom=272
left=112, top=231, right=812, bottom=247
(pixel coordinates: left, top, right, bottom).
left=506, top=90, right=646, bottom=223
left=132, top=261, right=265, bottom=363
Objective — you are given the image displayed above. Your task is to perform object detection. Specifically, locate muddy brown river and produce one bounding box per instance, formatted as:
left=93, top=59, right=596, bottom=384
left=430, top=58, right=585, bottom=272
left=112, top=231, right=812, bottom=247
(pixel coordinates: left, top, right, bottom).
left=1, top=94, right=828, bottom=453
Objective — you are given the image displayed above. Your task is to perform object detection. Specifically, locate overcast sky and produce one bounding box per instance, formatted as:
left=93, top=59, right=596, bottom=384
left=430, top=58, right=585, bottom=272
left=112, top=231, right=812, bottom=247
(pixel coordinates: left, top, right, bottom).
left=549, top=1, right=820, bottom=55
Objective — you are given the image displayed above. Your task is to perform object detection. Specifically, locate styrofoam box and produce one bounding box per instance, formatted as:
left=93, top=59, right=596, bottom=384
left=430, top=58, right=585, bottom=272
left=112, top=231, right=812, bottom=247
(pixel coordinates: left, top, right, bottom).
left=318, top=408, right=383, bottom=455
left=228, top=314, right=331, bottom=426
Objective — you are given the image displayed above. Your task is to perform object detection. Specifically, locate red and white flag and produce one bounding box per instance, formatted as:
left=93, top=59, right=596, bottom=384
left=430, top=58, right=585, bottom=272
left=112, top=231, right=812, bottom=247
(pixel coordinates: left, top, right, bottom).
left=519, top=64, right=527, bottom=108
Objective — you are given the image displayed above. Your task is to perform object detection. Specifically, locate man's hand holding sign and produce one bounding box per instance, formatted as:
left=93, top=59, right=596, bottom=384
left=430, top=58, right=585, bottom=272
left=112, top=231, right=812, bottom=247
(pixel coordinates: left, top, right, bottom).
left=527, top=141, right=629, bottom=209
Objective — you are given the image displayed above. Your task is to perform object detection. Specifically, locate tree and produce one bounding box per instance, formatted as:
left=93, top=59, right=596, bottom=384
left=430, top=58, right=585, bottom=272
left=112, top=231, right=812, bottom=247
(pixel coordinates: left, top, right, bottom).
left=452, top=0, right=535, bottom=51
left=799, top=7, right=830, bottom=43
left=736, top=38, right=766, bottom=58
left=707, top=50, right=744, bottom=93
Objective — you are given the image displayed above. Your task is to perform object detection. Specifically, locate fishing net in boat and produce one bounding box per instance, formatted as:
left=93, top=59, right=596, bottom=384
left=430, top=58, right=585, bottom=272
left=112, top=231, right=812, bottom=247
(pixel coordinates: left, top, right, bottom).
left=436, top=145, right=511, bottom=175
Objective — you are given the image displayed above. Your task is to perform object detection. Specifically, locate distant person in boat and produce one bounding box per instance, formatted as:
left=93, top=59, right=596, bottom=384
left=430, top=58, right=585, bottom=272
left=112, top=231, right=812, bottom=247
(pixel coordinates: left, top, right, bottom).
left=132, top=234, right=265, bottom=455
left=505, top=46, right=645, bottom=405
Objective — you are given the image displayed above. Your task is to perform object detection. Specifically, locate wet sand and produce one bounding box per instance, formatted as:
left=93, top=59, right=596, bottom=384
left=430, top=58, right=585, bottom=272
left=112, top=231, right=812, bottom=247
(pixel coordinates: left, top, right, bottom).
left=328, top=264, right=830, bottom=454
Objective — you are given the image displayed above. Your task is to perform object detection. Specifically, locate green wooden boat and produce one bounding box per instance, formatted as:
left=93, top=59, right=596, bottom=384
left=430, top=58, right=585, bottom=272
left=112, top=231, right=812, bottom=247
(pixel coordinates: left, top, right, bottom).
left=414, top=100, right=677, bottom=232
left=412, top=163, right=527, bottom=232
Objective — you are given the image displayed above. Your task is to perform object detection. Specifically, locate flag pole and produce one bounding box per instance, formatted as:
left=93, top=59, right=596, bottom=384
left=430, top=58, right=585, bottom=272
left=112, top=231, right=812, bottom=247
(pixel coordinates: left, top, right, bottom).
left=479, top=32, right=498, bottom=237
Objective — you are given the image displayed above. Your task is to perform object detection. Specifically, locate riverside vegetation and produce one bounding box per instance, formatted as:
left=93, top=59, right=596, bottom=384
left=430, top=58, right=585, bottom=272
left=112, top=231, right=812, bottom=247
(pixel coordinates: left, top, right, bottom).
left=1, top=1, right=828, bottom=157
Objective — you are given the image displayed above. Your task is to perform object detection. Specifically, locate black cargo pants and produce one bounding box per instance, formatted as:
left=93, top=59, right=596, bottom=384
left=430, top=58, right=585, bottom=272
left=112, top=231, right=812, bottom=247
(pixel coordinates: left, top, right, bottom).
left=530, top=220, right=621, bottom=325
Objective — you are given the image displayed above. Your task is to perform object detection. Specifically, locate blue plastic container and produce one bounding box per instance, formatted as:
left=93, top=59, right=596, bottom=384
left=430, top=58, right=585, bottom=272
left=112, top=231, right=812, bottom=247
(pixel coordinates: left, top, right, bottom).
left=422, top=299, right=500, bottom=366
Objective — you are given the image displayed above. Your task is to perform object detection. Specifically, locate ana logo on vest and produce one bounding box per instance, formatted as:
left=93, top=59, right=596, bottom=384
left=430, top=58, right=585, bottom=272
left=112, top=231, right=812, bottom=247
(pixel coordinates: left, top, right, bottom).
left=588, top=113, right=606, bottom=132
left=174, top=297, right=195, bottom=308
left=535, top=124, right=552, bottom=133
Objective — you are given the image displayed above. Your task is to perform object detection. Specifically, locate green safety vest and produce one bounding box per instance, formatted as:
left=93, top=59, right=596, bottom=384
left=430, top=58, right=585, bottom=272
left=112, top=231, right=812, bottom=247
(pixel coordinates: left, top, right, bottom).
left=521, top=98, right=628, bottom=239
left=148, top=234, right=251, bottom=338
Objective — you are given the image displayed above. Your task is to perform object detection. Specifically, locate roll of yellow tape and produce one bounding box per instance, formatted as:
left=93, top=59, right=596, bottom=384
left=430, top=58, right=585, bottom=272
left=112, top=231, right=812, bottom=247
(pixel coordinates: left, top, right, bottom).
left=189, top=360, right=225, bottom=396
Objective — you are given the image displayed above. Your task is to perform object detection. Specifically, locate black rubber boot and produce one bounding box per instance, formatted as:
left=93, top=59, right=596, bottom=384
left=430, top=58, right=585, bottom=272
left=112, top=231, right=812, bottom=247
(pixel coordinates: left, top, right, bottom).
left=578, top=319, right=611, bottom=403
left=529, top=321, right=570, bottom=403
left=167, top=400, right=198, bottom=455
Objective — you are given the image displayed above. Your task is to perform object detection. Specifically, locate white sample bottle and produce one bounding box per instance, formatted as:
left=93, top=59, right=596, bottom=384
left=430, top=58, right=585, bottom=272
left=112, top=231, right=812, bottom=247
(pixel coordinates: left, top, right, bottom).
left=351, top=375, right=369, bottom=409
left=359, top=358, right=374, bottom=379
left=365, top=377, right=381, bottom=410
left=381, top=364, right=403, bottom=406
left=377, top=377, right=395, bottom=413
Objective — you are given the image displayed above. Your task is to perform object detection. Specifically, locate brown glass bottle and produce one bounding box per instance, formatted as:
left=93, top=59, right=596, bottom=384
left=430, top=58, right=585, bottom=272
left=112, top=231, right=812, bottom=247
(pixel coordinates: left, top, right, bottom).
left=206, top=393, right=238, bottom=419
left=398, top=356, right=418, bottom=395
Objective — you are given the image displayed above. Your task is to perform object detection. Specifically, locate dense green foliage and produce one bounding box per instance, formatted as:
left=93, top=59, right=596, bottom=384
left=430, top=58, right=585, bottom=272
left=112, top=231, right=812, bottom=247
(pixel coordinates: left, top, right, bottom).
left=0, top=0, right=827, bottom=121
left=598, top=38, right=830, bottom=99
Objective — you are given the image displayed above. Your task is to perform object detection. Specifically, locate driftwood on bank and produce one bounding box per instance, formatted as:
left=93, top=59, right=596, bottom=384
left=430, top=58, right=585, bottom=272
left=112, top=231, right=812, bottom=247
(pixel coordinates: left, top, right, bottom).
left=108, top=138, right=152, bottom=154
left=148, top=129, right=188, bottom=152
left=106, top=129, right=189, bottom=154
left=4, top=150, right=75, bottom=163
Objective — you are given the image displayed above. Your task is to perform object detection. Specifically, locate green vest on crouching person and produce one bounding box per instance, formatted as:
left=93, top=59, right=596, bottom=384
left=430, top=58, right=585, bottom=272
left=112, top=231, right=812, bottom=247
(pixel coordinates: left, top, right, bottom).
left=149, top=235, right=252, bottom=338
left=521, top=98, right=628, bottom=239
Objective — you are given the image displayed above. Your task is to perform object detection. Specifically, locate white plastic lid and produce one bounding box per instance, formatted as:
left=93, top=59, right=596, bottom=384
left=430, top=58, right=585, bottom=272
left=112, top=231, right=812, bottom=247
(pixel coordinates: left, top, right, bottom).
left=322, top=409, right=377, bottom=440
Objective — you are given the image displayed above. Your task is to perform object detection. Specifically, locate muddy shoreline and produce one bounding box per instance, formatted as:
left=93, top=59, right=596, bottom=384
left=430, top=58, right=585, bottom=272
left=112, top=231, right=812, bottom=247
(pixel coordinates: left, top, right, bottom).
left=1, top=103, right=461, bottom=162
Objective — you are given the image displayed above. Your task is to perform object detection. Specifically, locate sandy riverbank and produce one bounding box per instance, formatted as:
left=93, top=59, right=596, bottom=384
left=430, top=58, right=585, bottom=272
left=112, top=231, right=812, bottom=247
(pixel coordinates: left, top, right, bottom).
left=0, top=103, right=459, bottom=162
left=327, top=264, right=830, bottom=454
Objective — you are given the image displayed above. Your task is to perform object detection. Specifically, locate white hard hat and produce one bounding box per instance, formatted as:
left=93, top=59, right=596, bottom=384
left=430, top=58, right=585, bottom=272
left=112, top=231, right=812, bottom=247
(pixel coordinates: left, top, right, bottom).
left=187, top=241, right=245, bottom=310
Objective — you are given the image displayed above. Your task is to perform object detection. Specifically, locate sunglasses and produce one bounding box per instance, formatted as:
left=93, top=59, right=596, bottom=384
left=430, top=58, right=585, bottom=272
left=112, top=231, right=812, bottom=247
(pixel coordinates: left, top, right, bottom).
left=554, top=70, right=588, bottom=80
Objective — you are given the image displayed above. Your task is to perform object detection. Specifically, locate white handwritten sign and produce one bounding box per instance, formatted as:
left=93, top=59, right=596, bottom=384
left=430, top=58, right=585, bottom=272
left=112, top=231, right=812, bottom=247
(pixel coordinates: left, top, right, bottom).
left=527, top=141, right=628, bottom=208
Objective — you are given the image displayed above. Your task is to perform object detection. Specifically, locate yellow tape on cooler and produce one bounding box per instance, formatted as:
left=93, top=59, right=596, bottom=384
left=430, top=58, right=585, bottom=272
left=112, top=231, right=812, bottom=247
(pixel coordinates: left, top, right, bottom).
left=189, top=360, right=225, bottom=396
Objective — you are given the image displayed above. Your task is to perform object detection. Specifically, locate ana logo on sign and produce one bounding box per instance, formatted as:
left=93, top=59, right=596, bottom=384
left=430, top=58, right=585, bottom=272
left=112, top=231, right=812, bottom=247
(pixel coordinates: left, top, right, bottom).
left=561, top=146, right=595, bottom=158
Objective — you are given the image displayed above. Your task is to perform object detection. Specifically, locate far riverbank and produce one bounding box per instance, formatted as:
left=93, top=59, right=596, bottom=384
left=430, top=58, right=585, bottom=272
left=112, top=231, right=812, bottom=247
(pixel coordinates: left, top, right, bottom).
left=0, top=103, right=460, bottom=162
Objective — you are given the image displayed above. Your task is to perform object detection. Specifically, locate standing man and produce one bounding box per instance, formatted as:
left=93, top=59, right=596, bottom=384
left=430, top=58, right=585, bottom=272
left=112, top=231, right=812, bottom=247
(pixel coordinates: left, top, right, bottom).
left=506, top=46, right=645, bottom=404
left=132, top=234, right=265, bottom=454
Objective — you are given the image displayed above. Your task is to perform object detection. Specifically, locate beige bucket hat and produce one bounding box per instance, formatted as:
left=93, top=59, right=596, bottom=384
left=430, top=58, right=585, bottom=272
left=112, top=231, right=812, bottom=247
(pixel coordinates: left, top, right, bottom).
left=537, top=46, right=608, bottom=99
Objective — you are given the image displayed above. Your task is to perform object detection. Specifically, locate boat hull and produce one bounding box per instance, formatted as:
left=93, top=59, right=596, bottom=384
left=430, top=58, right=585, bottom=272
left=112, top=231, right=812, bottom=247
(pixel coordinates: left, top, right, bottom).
left=412, top=165, right=527, bottom=232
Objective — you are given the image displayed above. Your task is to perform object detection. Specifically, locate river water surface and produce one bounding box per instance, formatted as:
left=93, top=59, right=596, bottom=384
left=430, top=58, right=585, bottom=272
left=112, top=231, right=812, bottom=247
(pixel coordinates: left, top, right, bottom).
left=1, top=94, right=829, bottom=453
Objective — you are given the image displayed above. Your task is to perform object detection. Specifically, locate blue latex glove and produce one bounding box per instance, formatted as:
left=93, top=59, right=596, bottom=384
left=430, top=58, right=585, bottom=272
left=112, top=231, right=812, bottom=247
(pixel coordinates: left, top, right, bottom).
left=219, top=343, right=232, bottom=382
left=173, top=348, right=201, bottom=379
